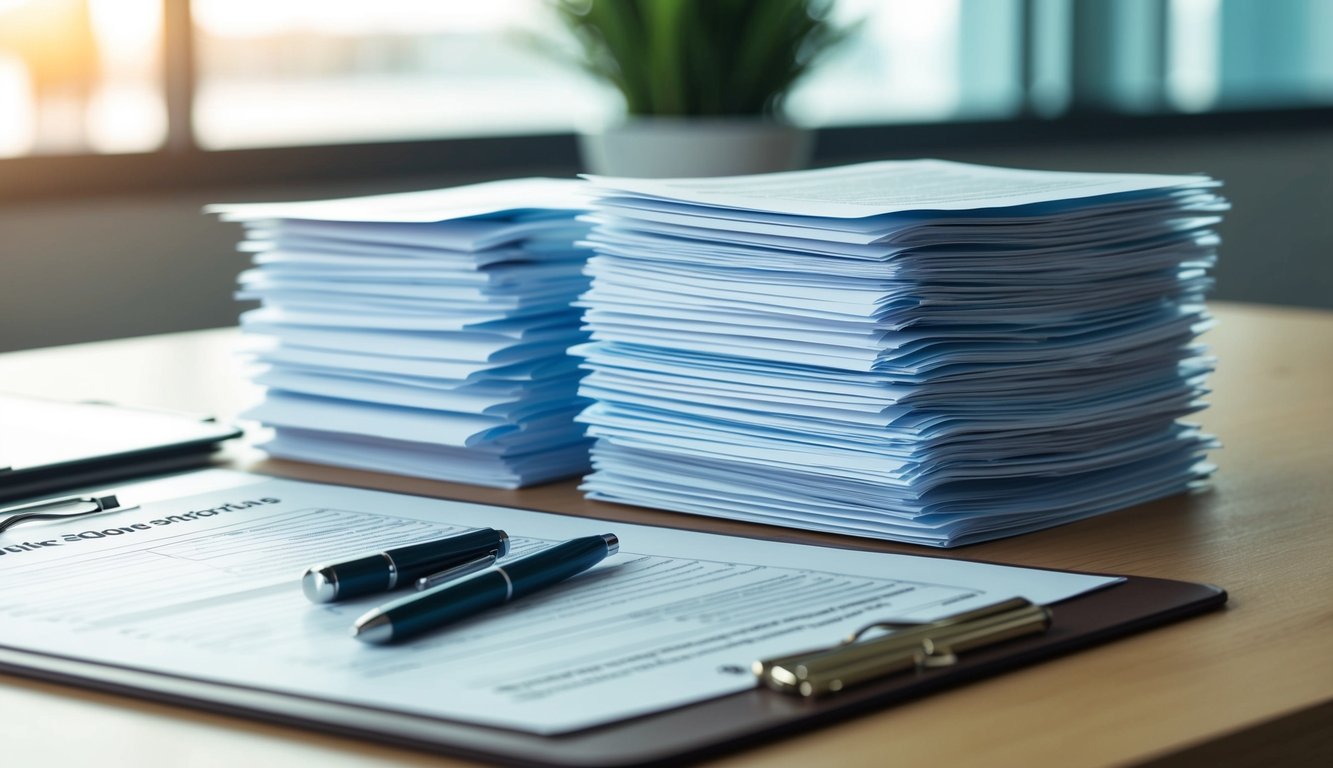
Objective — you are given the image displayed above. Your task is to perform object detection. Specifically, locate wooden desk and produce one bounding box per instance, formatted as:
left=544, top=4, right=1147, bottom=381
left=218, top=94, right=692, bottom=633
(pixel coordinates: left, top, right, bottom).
left=0, top=301, right=1329, bottom=767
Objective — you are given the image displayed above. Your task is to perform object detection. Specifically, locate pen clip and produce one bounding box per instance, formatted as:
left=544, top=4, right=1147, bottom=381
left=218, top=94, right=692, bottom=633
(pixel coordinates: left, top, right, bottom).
left=753, top=597, right=1052, bottom=698
left=0, top=494, right=133, bottom=535
left=414, top=551, right=500, bottom=590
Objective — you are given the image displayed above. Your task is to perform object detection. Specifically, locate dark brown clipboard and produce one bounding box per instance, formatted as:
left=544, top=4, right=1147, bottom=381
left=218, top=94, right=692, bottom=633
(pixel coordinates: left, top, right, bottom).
left=0, top=565, right=1225, bottom=768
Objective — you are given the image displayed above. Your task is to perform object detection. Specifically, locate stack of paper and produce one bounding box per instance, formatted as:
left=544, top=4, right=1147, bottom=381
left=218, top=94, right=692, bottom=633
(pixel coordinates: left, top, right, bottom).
left=575, top=160, right=1226, bottom=546
left=209, top=178, right=594, bottom=488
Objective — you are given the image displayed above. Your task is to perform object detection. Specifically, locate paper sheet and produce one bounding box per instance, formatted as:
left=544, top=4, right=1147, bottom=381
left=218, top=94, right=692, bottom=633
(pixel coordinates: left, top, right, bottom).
left=208, top=177, right=591, bottom=225
left=0, top=471, right=1117, bottom=734
left=261, top=430, right=590, bottom=488
left=585, top=159, right=1211, bottom=218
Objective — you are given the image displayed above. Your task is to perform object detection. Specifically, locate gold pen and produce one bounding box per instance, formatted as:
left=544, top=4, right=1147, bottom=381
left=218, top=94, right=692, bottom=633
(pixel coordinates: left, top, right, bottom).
left=754, top=598, right=1052, bottom=697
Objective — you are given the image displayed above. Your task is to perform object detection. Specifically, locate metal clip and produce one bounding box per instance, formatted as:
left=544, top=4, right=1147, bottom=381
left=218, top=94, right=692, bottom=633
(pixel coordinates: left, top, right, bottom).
left=414, top=551, right=501, bottom=590
left=0, top=494, right=133, bottom=535
left=754, top=597, right=1052, bottom=698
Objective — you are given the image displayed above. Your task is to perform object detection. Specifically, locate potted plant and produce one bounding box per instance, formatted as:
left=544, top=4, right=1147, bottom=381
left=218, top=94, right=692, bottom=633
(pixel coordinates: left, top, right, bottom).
left=548, top=0, right=855, bottom=177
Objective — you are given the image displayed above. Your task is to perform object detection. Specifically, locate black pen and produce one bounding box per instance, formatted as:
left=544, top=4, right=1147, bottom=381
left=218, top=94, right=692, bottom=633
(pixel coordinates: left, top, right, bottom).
left=302, top=528, right=509, bottom=603
left=352, top=533, right=618, bottom=644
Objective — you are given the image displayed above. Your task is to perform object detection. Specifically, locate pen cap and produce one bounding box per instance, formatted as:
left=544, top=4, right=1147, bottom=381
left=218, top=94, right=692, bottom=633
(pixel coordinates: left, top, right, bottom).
left=388, top=528, right=509, bottom=577
left=303, top=555, right=392, bottom=603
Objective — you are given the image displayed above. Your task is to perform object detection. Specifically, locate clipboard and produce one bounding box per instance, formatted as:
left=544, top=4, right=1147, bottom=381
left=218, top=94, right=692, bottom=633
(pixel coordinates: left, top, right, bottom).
left=0, top=394, right=241, bottom=502
left=0, top=534, right=1224, bottom=768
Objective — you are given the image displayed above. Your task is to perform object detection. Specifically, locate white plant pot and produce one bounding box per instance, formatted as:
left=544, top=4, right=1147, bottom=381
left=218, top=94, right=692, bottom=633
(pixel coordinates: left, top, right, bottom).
left=579, top=117, right=813, bottom=178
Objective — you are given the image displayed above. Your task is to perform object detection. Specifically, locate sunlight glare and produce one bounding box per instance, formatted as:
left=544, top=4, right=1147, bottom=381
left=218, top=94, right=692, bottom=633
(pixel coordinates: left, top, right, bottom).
left=88, top=0, right=161, bottom=60
left=193, top=0, right=534, bottom=38
left=878, top=0, right=961, bottom=115
left=87, top=84, right=165, bottom=153
left=0, top=54, right=34, bottom=157
left=1168, top=0, right=1220, bottom=112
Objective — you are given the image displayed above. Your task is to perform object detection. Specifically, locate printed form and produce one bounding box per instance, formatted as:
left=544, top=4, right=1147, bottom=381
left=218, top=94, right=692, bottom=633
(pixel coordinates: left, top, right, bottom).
left=0, top=471, right=1116, bottom=733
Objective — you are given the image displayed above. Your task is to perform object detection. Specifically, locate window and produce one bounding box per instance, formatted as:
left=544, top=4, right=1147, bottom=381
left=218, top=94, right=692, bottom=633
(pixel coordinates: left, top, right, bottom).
left=0, top=0, right=164, bottom=156
left=191, top=0, right=617, bottom=149
left=0, top=0, right=1328, bottom=165
left=787, top=0, right=1025, bottom=125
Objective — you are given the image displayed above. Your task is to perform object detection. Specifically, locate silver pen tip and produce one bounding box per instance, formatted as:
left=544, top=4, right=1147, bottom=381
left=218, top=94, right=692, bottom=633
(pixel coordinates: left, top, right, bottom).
left=301, top=566, right=338, bottom=603
left=352, top=613, right=394, bottom=644
left=602, top=533, right=619, bottom=556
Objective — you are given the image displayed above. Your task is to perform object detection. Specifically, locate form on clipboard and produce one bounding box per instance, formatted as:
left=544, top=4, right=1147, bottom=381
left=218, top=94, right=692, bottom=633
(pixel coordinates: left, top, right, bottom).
left=0, top=470, right=1225, bottom=766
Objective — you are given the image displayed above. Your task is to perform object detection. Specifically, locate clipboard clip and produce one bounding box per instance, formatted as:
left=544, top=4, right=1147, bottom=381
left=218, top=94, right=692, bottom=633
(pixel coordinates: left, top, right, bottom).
left=753, top=597, right=1052, bottom=698
left=0, top=494, right=132, bottom=535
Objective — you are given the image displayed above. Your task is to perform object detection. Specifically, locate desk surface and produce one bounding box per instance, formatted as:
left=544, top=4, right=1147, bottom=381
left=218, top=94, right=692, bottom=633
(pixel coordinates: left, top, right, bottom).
left=1, top=301, right=1330, bottom=767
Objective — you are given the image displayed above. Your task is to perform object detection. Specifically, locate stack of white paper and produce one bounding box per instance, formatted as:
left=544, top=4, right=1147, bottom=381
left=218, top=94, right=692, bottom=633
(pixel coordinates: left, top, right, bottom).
left=575, top=160, right=1226, bottom=546
left=209, top=178, right=595, bottom=488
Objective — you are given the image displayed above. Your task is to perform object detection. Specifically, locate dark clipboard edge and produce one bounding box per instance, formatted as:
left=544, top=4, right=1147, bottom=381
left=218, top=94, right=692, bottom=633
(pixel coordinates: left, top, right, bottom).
left=0, top=429, right=242, bottom=504
left=0, top=573, right=1225, bottom=768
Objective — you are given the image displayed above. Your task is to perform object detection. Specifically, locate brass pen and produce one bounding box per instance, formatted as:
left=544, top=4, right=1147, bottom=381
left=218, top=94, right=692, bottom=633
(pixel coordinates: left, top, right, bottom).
left=755, top=597, right=1052, bottom=697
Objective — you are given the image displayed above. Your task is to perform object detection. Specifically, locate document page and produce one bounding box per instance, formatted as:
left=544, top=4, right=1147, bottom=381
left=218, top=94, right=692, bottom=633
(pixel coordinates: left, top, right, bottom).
left=586, top=159, right=1211, bottom=218
left=208, top=177, right=590, bottom=224
left=0, top=471, right=1117, bottom=734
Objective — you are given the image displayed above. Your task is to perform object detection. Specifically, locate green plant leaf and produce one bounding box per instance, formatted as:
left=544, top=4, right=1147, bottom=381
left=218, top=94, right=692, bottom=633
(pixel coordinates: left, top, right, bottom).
left=730, top=0, right=806, bottom=114
left=644, top=0, right=689, bottom=114
left=543, top=0, right=857, bottom=118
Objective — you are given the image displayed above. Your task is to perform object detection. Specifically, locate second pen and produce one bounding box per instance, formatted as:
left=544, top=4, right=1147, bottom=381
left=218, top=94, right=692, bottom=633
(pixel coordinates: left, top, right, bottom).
left=353, top=533, right=618, bottom=643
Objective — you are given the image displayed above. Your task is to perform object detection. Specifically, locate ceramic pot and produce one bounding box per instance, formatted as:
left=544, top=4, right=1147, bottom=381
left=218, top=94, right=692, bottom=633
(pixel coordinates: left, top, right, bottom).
left=578, top=116, right=812, bottom=178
